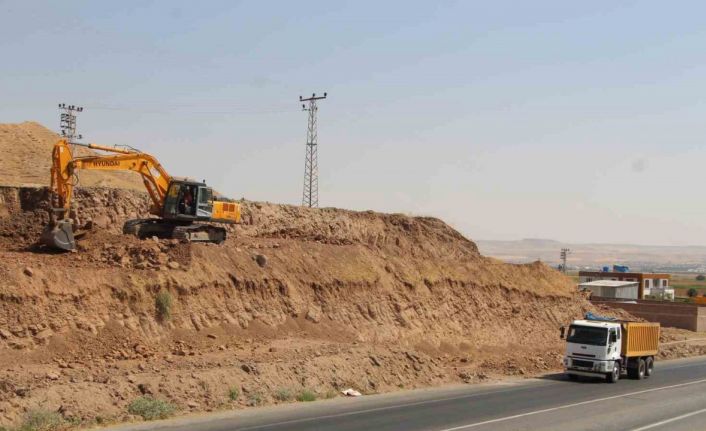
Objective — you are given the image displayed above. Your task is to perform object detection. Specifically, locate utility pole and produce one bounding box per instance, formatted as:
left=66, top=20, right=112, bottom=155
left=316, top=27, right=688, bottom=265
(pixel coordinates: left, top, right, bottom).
left=299, top=92, right=327, bottom=208
left=58, top=103, right=83, bottom=143
left=560, top=248, right=571, bottom=274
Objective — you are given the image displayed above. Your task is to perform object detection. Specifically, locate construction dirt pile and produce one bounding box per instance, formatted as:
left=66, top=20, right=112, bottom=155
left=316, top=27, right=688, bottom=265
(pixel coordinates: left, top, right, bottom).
left=0, top=122, right=143, bottom=190
left=659, top=328, right=706, bottom=360
left=0, top=184, right=614, bottom=428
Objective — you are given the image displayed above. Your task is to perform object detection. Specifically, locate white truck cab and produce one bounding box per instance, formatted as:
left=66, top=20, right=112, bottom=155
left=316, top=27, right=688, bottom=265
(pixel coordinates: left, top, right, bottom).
left=562, top=317, right=659, bottom=383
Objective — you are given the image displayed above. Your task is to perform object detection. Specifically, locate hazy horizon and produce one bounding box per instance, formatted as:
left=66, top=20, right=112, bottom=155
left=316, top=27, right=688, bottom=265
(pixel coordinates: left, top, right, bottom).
left=3, top=1, right=706, bottom=246
left=475, top=238, right=706, bottom=248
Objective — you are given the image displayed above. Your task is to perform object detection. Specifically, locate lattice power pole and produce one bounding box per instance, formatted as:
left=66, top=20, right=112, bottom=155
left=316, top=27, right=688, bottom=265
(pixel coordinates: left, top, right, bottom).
left=560, top=248, right=571, bottom=274
left=58, top=103, right=84, bottom=143
left=299, top=92, right=327, bottom=207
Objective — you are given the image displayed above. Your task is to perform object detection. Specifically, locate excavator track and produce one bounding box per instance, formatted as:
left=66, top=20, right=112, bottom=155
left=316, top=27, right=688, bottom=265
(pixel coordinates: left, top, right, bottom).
left=123, top=219, right=226, bottom=244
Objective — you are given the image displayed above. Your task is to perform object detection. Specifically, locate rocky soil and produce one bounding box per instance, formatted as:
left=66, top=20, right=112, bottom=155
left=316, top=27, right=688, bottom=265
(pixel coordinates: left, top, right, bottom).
left=659, top=328, right=706, bottom=359
left=0, top=185, right=703, bottom=430
left=0, top=183, right=612, bottom=428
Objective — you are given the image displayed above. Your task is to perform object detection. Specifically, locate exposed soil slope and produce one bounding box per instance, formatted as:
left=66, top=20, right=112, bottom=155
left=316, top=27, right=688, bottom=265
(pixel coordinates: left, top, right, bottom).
left=0, top=121, right=648, bottom=429
left=0, top=122, right=143, bottom=190
left=0, top=184, right=601, bottom=427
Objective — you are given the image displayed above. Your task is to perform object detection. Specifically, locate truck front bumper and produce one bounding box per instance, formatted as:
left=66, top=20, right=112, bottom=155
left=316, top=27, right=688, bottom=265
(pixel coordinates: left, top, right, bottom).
left=566, top=369, right=607, bottom=378
left=564, top=357, right=614, bottom=375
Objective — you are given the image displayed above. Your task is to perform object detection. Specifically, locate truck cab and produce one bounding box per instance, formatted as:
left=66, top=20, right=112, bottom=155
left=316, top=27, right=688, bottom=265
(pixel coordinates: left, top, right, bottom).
left=562, top=318, right=659, bottom=383
left=563, top=320, right=622, bottom=381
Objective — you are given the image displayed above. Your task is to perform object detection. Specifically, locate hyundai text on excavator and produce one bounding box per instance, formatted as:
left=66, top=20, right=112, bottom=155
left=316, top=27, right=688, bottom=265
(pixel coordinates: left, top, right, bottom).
left=40, top=139, right=241, bottom=251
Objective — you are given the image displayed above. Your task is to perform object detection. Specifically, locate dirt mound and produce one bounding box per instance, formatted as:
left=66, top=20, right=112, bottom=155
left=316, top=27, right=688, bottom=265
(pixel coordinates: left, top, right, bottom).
left=0, top=186, right=151, bottom=251
left=0, top=122, right=143, bottom=190
left=0, top=184, right=611, bottom=427
left=659, top=328, right=706, bottom=359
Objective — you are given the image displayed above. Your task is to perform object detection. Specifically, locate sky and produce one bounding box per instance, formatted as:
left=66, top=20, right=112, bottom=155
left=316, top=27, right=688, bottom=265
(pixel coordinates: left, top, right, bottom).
left=2, top=1, right=706, bottom=246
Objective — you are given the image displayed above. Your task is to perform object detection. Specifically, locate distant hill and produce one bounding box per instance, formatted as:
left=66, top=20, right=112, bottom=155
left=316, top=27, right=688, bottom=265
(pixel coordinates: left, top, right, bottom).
left=0, top=121, right=143, bottom=191
left=476, top=239, right=706, bottom=272
left=518, top=238, right=562, bottom=247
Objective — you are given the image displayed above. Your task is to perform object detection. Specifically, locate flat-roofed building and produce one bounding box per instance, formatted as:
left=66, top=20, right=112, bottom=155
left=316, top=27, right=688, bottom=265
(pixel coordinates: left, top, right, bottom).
left=578, top=271, right=671, bottom=299
left=578, top=280, right=639, bottom=299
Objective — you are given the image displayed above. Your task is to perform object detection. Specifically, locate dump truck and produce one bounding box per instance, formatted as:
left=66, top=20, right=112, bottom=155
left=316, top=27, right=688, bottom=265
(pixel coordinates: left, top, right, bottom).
left=40, top=139, right=241, bottom=251
left=561, top=315, right=660, bottom=383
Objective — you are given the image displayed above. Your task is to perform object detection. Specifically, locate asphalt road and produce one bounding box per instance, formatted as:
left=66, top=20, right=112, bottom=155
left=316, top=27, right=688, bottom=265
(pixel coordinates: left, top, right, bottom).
left=104, top=356, right=706, bottom=431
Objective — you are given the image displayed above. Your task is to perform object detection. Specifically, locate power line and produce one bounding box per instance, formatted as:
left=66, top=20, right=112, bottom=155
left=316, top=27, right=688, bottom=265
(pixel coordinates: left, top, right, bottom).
left=82, top=103, right=297, bottom=115
left=300, top=92, right=327, bottom=208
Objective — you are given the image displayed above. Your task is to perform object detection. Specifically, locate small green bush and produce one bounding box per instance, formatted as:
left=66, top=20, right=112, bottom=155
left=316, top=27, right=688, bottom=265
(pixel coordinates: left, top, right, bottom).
left=128, top=396, right=176, bottom=421
left=296, top=389, right=317, bottom=402
left=228, top=387, right=240, bottom=401
left=247, top=392, right=264, bottom=407
left=696, top=274, right=705, bottom=281
left=17, top=409, right=65, bottom=431
left=273, top=388, right=293, bottom=402
left=688, top=288, right=698, bottom=298
left=155, top=290, right=173, bottom=321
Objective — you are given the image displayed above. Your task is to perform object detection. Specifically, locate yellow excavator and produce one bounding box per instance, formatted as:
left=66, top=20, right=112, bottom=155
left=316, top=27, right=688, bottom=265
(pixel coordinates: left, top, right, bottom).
left=40, top=139, right=241, bottom=251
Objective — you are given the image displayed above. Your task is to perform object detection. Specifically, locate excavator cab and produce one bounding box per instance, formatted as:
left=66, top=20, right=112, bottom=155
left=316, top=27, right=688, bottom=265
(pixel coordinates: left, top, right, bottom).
left=163, top=180, right=214, bottom=221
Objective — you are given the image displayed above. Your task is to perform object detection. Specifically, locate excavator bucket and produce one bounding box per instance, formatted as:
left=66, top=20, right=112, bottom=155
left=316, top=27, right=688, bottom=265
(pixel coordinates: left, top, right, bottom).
left=39, top=219, right=76, bottom=251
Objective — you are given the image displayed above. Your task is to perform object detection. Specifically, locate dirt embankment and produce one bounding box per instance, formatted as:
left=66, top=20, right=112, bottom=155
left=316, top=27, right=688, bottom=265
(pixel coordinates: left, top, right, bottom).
left=0, top=184, right=604, bottom=427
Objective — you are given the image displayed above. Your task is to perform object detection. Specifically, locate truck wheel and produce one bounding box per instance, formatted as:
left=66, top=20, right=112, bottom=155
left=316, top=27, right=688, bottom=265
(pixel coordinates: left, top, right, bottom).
left=606, top=362, right=620, bottom=383
left=645, top=357, right=654, bottom=377
left=637, top=359, right=646, bottom=380
left=627, top=365, right=638, bottom=379
left=567, top=373, right=578, bottom=381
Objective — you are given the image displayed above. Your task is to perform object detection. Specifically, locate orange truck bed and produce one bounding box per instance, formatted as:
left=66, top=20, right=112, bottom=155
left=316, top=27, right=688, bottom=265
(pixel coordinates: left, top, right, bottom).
left=621, top=322, right=660, bottom=357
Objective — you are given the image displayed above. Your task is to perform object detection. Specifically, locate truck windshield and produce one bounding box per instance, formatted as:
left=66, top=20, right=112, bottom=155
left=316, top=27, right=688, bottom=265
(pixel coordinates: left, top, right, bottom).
left=567, top=325, right=608, bottom=346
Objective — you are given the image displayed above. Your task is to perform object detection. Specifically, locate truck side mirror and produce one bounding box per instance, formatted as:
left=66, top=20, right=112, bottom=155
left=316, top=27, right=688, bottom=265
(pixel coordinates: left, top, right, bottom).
left=560, top=326, right=566, bottom=339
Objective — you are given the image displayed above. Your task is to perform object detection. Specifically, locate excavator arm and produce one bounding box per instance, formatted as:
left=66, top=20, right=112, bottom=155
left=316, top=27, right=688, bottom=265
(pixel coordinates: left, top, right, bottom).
left=48, top=139, right=171, bottom=217
left=42, top=138, right=240, bottom=251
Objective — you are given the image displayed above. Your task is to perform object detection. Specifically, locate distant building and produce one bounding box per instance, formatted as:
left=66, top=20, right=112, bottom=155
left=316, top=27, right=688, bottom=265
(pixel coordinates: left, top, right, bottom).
left=578, top=270, right=672, bottom=300
left=579, top=280, right=639, bottom=299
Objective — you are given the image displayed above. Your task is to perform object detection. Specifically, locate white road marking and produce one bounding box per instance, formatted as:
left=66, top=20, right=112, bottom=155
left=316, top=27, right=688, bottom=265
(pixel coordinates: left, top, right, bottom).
left=235, top=383, right=543, bottom=431
left=628, top=407, right=706, bottom=431
left=436, top=378, right=706, bottom=431
left=103, top=359, right=706, bottom=431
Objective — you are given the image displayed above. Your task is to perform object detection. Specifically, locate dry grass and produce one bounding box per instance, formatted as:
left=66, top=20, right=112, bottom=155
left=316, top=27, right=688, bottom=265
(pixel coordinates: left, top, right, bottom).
left=127, top=396, right=176, bottom=420
left=296, top=389, right=317, bottom=402
left=155, top=290, right=173, bottom=321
